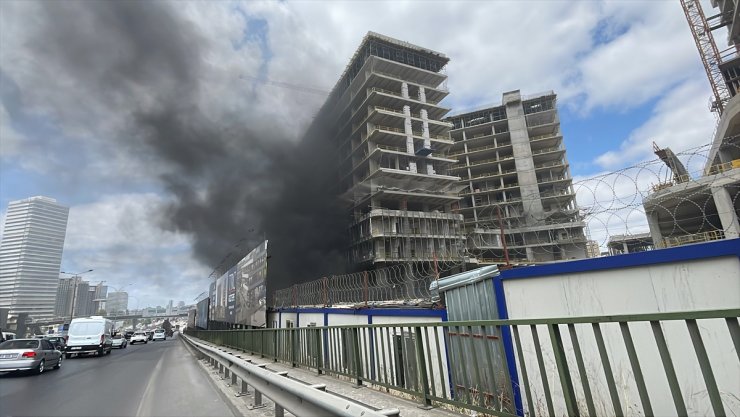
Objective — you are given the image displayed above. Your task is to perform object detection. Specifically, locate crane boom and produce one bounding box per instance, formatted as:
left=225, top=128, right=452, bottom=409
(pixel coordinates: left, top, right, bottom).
left=680, top=0, right=732, bottom=114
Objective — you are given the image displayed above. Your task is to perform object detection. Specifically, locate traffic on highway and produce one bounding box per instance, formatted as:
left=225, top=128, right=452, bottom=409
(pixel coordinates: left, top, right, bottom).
left=0, top=316, right=182, bottom=374
left=0, top=317, right=236, bottom=417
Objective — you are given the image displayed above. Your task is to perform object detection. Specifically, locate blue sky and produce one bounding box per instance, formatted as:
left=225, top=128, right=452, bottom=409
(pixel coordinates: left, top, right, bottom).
left=0, top=0, right=720, bottom=307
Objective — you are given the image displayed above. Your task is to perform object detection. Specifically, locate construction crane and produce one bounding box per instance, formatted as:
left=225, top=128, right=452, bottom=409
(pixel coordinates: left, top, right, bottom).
left=239, top=75, right=329, bottom=96
left=680, top=0, right=732, bottom=114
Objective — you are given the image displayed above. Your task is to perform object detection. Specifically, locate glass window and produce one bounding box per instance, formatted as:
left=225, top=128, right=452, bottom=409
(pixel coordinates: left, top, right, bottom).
left=0, top=340, right=40, bottom=349
left=69, top=322, right=104, bottom=336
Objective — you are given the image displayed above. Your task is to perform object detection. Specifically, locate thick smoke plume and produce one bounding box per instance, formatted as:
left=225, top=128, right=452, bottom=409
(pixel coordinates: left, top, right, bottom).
left=7, top=1, right=348, bottom=292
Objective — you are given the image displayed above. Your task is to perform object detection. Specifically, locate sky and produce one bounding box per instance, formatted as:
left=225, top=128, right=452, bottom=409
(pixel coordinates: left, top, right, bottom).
left=0, top=0, right=721, bottom=309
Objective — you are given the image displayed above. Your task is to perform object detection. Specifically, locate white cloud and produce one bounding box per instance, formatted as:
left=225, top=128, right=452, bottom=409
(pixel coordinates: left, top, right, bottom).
left=63, top=193, right=210, bottom=306
left=595, top=78, right=716, bottom=169
left=0, top=103, right=23, bottom=157
left=577, top=2, right=702, bottom=111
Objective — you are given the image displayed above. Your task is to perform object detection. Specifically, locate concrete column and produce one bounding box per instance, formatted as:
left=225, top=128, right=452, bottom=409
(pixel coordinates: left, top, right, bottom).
left=420, top=109, right=431, bottom=150
left=526, top=247, right=535, bottom=261
left=403, top=106, right=417, bottom=173
left=504, top=90, right=544, bottom=223
left=401, top=82, right=409, bottom=99
left=622, top=242, right=629, bottom=254
left=646, top=210, right=664, bottom=248
left=712, top=186, right=740, bottom=238
left=418, top=86, right=426, bottom=103
left=0, top=308, right=8, bottom=329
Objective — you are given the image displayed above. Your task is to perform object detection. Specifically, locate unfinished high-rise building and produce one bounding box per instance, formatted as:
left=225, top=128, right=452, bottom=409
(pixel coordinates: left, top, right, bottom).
left=641, top=0, right=740, bottom=248
left=310, top=32, right=465, bottom=269
left=446, top=91, right=587, bottom=263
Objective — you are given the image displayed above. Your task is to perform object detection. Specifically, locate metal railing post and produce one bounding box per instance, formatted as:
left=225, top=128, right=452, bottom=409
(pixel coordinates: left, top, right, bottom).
left=292, top=328, right=298, bottom=368
left=352, top=327, right=363, bottom=386
left=315, top=327, right=323, bottom=375
left=414, top=326, right=433, bottom=409
left=548, top=323, right=579, bottom=416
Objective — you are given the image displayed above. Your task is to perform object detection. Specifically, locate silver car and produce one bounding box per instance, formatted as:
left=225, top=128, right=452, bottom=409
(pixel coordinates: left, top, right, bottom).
left=0, top=338, right=63, bottom=374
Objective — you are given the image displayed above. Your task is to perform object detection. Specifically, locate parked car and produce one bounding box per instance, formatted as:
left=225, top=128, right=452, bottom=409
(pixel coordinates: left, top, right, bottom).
left=43, top=336, right=67, bottom=352
left=0, top=338, right=63, bottom=374
left=152, top=329, right=166, bottom=341
left=130, top=332, right=148, bottom=344
left=145, top=331, right=153, bottom=341
left=111, top=334, right=127, bottom=349
left=1, top=332, right=16, bottom=342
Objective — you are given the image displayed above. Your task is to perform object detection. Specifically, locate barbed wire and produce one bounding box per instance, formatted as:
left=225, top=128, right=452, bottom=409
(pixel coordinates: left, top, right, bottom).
left=273, top=141, right=740, bottom=307
left=272, top=255, right=463, bottom=308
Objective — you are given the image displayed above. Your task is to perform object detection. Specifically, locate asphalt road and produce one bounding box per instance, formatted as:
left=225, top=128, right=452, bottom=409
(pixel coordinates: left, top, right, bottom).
left=0, top=333, right=239, bottom=417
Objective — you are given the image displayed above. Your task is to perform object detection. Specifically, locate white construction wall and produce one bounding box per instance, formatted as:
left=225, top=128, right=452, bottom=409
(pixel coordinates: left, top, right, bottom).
left=502, top=254, right=740, bottom=416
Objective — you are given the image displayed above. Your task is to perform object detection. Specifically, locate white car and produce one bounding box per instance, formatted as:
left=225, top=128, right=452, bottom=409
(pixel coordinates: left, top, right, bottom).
left=130, top=332, right=148, bottom=344
left=152, top=329, right=166, bottom=341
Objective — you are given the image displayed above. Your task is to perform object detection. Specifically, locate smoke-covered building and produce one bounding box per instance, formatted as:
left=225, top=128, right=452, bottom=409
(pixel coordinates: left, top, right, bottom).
left=307, top=32, right=465, bottom=270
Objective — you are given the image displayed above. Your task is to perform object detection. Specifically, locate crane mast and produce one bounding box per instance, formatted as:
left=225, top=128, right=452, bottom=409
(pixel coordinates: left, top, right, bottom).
left=680, top=0, right=732, bottom=114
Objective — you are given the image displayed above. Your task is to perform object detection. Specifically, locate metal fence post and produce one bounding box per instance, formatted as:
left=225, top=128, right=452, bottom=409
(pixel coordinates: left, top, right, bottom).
left=315, top=327, right=323, bottom=375
left=274, top=330, right=279, bottom=362
left=414, top=326, right=433, bottom=409
left=352, top=327, right=363, bottom=387
left=260, top=331, right=265, bottom=358
left=548, top=323, right=579, bottom=416
left=292, top=328, right=298, bottom=368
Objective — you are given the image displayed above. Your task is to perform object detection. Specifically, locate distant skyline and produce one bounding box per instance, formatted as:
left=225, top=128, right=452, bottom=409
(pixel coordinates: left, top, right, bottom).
left=0, top=1, right=719, bottom=307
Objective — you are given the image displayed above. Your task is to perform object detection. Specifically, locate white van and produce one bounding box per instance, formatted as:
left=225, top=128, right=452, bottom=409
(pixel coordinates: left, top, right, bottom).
left=65, top=316, right=114, bottom=358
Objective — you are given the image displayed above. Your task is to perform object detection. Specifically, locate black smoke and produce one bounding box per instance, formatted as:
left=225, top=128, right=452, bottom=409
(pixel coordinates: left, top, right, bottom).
left=10, top=1, right=348, bottom=292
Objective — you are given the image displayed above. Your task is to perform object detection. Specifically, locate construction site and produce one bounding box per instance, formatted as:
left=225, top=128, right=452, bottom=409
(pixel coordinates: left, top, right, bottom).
left=446, top=91, right=587, bottom=264
left=312, top=32, right=467, bottom=268
left=298, top=0, right=740, bottom=278
left=642, top=0, right=740, bottom=249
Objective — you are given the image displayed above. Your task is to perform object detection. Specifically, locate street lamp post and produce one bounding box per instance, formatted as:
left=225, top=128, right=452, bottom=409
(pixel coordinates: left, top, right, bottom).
left=60, top=269, right=93, bottom=325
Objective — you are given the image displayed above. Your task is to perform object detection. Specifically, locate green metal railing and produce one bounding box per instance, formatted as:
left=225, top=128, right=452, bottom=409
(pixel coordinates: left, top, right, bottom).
left=186, top=308, right=740, bottom=417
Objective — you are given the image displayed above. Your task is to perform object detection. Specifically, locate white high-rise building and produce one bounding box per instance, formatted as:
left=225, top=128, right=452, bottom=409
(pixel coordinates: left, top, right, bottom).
left=0, top=196, right=69, bottom=320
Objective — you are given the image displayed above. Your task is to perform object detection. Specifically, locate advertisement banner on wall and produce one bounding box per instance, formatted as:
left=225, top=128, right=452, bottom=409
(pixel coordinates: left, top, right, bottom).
left=187, top=309, right=196, bottom=329
left=195, top=298, right=209, bottom=329
left=206, top=240, right=268, bottom=327
left=235, top=240, right=268, bottom=327
left=208, top=281, right=217, bottom=322
left=227, top=266, right=237, bottom=323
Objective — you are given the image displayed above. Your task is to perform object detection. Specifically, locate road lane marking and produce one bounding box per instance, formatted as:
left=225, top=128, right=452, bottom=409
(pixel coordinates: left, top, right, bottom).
left=134, top=348, right=166, bottom=417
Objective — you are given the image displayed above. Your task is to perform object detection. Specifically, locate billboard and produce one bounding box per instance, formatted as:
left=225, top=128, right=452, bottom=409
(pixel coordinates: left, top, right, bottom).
left=195, top=298, right=209, bottom=329
left=187, top=309, right=196, bottom=329
left=208, top=240, right=268, bottom=327
left=235, top=240, right=268, bottom=327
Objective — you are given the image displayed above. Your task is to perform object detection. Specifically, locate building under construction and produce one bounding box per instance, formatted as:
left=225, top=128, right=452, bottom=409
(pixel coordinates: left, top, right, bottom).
left=446, top=91, right=587, bottom=264
left=643, top=0, right=740, bottom=248
left=309, top=32, right=466, bottom=270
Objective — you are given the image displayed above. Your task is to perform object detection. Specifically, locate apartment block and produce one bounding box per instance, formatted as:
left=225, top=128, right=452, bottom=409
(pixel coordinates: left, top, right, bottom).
left=54, top=276, right=89, bottom=318
left=107, top=291, right=129, bottom=315
left=311, top=32, right=465, bottom=268
left=446, top=91, right=587, bottom=263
